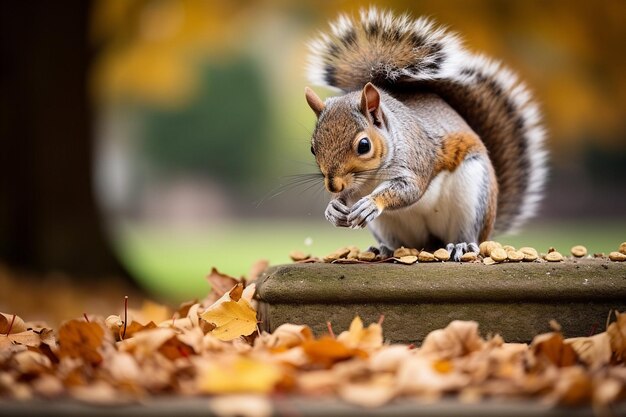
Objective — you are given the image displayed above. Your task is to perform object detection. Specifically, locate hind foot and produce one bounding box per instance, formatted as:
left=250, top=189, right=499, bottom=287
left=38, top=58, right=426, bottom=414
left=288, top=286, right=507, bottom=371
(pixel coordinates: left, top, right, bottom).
left=367, top=245, right=394, bottom=259
left=446, top=242, right=479, bottom=262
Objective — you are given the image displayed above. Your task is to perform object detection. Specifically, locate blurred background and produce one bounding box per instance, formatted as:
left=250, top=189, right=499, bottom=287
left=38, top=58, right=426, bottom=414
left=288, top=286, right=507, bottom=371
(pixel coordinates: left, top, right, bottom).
left=1, top=0, right=625, bottom=318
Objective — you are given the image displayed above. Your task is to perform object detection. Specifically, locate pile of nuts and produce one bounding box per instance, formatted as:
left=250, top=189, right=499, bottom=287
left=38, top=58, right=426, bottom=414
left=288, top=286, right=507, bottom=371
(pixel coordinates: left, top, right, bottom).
left=289, top=241, right=626, bottom=265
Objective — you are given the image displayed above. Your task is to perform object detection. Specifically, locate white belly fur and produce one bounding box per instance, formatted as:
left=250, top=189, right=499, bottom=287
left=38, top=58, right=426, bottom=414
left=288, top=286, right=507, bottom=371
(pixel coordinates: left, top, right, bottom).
left=368, top=157, right=488, bottom=249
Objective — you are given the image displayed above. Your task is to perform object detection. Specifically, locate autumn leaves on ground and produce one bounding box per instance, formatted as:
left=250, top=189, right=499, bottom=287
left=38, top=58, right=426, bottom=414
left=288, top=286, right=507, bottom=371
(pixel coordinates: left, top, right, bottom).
left=1, top=262, right=626, bottom=415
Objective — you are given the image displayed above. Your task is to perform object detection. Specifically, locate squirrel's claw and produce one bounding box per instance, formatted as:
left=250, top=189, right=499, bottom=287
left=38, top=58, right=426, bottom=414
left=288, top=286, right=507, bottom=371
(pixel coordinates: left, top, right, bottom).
left=325, top=199, right=350, bottom=227
left=446, top=242, right=479, bottom=262
left=347, top=197, right=380, bottom=228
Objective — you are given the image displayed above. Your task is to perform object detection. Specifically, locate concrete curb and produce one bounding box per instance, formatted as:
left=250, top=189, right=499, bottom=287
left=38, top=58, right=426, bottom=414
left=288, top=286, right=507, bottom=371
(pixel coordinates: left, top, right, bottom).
left=256, top=260, right=626, bottom=343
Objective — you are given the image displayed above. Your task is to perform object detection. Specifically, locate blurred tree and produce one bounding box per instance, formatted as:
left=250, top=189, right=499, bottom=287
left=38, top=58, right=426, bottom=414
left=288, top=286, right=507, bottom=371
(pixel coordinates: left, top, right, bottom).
left=0, top=2, right=132, bottom=281
left=141, top=57, right=271, bottom=187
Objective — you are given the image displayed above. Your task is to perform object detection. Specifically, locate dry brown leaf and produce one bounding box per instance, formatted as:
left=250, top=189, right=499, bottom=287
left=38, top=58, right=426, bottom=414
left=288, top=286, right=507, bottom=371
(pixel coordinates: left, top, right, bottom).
left=118, top=327, right=177, bottom=359
left=419, top=321, right=484, bottom=359
left=369, top=345, right=412, bottom=372
left=229, top=283, right=244, bottom=302
left=566, top=332, right=612, bottom=370
left=57, top=320, right=105, bottom=365
left=338, top=374, right=396, bottom=407
left=302, top=336, right=367, bottom=367
left=531, top=332, right=578, bottom=367
left=265, top=323, right=313, bottom=350
left=0, top=313, right=27, bottom=334
left=397, top=356, right=470, bottom=394
left=11, top=350, right=51, bottom=374
left=545, top=366, right=593, bottom=406
left=0, top=330, right=42, bottom=351
left=205, top=268, right=241, bottom=304
left=129, top=300, right=170, bottom=325
left=124, top=320, right=157, bottom=339
left=198, top=357, right=282, bottom=394
left=337, top=316, right=383, bottom=351
left=607, top=310, right=626, bottom=361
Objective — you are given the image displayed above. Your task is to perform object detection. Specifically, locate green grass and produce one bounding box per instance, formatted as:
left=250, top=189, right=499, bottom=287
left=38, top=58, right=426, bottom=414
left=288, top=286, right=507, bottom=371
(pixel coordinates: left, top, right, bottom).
left=113, top=219, right=626, bottom=302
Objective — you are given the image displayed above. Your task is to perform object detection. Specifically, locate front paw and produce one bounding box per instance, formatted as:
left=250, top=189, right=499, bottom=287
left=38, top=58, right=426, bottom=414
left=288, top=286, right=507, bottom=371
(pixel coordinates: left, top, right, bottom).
left=325, top=199, right=349, bottom=227
left=347, top=197, right=380, bottom=229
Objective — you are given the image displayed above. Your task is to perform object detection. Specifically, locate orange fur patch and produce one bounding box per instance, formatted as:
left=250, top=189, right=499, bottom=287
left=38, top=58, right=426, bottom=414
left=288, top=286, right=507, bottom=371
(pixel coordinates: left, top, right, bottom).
left=434, top=132, right=485, bottom=174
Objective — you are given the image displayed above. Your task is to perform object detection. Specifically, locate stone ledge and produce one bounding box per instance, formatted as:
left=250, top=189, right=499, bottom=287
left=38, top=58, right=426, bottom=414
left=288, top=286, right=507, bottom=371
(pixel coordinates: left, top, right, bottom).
left=256, top=260, right=626, bottom=343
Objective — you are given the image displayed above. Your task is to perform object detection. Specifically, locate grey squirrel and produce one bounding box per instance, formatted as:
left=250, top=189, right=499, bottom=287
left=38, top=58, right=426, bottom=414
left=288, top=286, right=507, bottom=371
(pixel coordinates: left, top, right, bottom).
left=304, top=8, right=548, bottom=260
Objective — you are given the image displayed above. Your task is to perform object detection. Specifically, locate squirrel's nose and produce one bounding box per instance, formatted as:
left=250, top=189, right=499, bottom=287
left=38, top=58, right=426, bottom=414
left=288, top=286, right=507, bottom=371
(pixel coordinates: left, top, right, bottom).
left=325, top=176, right=345, bottom=193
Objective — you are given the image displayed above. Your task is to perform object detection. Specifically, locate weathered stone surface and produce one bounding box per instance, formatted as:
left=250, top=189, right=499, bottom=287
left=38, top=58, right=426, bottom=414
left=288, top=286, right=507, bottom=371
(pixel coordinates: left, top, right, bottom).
left=256, top=260, right=626, bottom=343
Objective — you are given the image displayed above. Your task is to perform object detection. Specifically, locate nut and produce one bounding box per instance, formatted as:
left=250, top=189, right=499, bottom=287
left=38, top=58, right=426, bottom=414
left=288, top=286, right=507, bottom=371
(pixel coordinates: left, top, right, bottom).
left=482, top=257, right=496, bottom=265
left=570, top=245, right=587, bottom=258
left=519, top=247, right=538, bottom=261
left=434, top=248, right=450, bottom=261
left=547, top=247, right=556, bottom=253
left=490, top=247, right=508, bottom=262
left=409, top=248, right=420, bottom=256
left=289, top=250, right=310, bottom=262
left=619, top=242, right=626, bottom=255
left=417, top=251, right=435, bottom=262
left=609, top=251, right=626, bottom=262
left=479, top=241, right=501, bottom=257
left=507, top=250, right=524, bottom=262
left=347, top=247, right=360, bottom=259
left=393, top=247, right=412, bottom=258
left=357, top=251, right=376, bottom=261
left=502, top=245, right=516, bottom=252
left=396, top=255, right=418, bottom=264
left=460, top=252, right=477, bottom=262
left=323, top=247, right=351, bottom=262
left=545, top=251, right=564, bottom=262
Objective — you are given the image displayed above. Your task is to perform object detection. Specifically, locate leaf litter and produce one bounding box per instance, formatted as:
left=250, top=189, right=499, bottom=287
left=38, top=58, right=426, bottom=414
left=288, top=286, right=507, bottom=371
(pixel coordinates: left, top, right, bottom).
left=1, top=264, right=625, bottom=415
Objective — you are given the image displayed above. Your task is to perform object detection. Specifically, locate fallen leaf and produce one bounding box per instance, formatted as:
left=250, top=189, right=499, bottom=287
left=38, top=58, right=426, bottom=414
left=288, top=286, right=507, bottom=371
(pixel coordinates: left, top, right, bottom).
left=607, top=310, right=626, bottom=361
left=58, top=320, right=105, bottom=365
left=545, top=366, right=593, bottom=406
left=205, top=268, right=241, bottom=304
left=338, top=374, right=396, bottom=407
left=123, top=320, right=157, bottom=339
left=302, top=336, right=367, bottom=367
left=118, top=327, right=177, bottom=359
left=566, top=332, right=611, bottom=370
left=0, top=313, right=27, bottom=334
left=531, top=332, right=578, bottom=367
left=0, top=330, right=42, bottom=351
left=201, top=295, right=258, bottom=342
left=129, top=300, right=170, bottom=325
left=265, top=323, right=313, bottom=350
left=397, top=356, right=470, bottom=394
left=369, top=345, right=412, bottom=372
left=337, top=316, right=383, bottom=350
left=199, top=357, right=282, bottom=394
left=419, top=321, right=484, bottom=359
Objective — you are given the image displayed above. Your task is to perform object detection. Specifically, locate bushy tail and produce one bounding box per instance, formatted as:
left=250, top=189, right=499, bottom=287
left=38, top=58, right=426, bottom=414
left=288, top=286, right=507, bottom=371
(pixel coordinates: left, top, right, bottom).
left=307, top=8, right=548, bottom=233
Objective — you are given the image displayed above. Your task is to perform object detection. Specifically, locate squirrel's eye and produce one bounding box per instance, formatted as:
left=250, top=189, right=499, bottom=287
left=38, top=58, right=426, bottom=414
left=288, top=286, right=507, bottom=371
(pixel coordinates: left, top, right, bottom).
left=310, top=146, right=315, bottom=156
left=357, top=138, right=371, bottom=155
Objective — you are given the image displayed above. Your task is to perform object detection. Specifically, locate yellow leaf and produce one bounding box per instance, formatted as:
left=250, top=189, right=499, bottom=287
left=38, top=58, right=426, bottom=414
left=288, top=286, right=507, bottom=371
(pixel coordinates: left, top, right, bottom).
left=199, top=357, right=282, bottom=394
left=337, top=316, right=383, bottom=350
left=200, top=298, right=257, bottom=341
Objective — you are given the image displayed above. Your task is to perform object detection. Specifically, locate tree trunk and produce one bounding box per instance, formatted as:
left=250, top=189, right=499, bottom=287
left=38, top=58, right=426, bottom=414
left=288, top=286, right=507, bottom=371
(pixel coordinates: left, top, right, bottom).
left=0, top=1, right=133, bottom=282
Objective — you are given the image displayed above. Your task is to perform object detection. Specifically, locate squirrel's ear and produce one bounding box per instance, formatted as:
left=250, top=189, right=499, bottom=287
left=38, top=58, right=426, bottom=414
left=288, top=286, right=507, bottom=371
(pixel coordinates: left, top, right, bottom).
left=305, top=87, right=325, bottom=117
left=361, top=83, right=382, bottom=127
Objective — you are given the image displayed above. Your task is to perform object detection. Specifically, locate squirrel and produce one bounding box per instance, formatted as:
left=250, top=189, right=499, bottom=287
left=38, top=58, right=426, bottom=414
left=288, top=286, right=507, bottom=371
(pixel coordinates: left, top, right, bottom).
left=304, top=8, right=547, bottom=260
